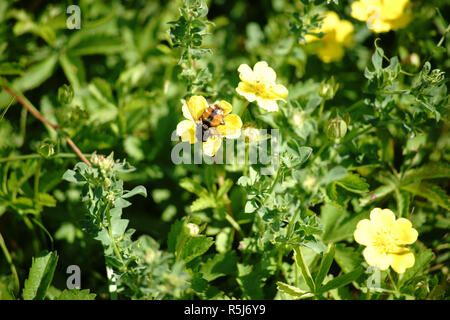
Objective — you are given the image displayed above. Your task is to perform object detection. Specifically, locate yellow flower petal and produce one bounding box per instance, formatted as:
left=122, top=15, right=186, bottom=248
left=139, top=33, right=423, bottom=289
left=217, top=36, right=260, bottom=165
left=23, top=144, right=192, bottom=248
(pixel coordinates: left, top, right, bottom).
left=202, top=135, right=222, bottom=157
left=236, top=83, right=257, bottom=102
left=218, top=100, right=233, bottom=115
left=363, top=246, right=392, bottom=270
left=270, top=84, right=289, bottom=100
left=382, top=0, right=409, bottom=20
left=392, top=218, right=418, bottom=245
left=317, top=41, right=344, bottom=63
left=354, top=219, right=376, bottom=246
left=176, top=120, right=197, bottom=144
left=217, top=114, right=242, bottom=139
left=336, top=20, right=354, bottom=45
left=256, top=97, right=279, bottom=112
left=253, top=61, right=276, bottom=83
left=351, top=1, right=370, bottom=21
left=238, top=64, right=256, bottom=83
left=390, top=250, right=415, bottom=274
left=186, top=95, right=208, bottom=121
left=370, top=208, right=396, bottom=229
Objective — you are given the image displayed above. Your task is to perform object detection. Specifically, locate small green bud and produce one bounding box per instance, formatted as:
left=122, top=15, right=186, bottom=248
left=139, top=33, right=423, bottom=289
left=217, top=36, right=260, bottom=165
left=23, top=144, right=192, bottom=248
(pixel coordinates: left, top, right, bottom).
left=58, top=84, right=74, bottom=105
left=325, top=118, right=347, bottom=140
left=38, top=139, right=56, bottom=158
left=319, top=76, right=339, bottom=100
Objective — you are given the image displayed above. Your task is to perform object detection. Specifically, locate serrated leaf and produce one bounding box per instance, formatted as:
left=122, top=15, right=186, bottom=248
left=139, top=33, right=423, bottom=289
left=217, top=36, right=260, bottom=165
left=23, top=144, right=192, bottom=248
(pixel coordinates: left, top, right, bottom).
left=13, top=54, right=58, bottom=92
left=23, top=251, right=58, bottom=300
left=320, top=166, right=347, bottom=186
left=181, top=236, right=214, bottom=264
left=402, top=183, right=450, bottom=210
left=334, top=244, right=360, bottom=273
left=201, top=251, right=237, bottom=281
left=336, top=173, right=369, bottom=194
left=57, top=289, right=96, bottom=300
left=317, top=267, right=363, bottom=294
left=360, top=184, right=396, bottom=207
left=315, top=244, right=335, bottom=288
left=190, top=195, right=216, bottom=212
left=403, top=163, right=450, bottom=183
left=293, top=246, right=315, bottom=292
left=277, top=281, right=312, bottom=298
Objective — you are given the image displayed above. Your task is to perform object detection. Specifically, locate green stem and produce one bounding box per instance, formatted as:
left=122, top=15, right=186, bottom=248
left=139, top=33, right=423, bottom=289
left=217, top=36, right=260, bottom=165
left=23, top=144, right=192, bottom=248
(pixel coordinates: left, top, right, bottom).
left=239, top=100, right=250, bottom=117
left=105, top=202, right=123, bottom=265
left=318, top=99, right=325, bottom=117
left=0, top=152, right=89, bottom=163
left=0, top=231, right=20, bottom=295
left=387, top=270, right=399, bottom=297
left=268, top=166, right=282, bottom=194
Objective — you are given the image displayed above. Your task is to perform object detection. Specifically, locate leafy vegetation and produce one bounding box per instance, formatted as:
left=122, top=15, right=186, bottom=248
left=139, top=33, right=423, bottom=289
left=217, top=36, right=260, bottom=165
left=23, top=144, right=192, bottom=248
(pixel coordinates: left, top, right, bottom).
left=0, top=0, right=448, bottom=300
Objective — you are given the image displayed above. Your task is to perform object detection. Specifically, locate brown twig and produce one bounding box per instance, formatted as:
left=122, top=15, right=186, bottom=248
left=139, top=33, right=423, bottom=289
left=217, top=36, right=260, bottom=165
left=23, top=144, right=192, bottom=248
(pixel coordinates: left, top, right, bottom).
left=2, top=85, right=91, bottom=167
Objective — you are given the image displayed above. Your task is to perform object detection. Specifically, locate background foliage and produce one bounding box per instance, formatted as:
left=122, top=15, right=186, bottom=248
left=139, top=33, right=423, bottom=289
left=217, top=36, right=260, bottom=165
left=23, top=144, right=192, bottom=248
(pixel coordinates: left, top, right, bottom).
left=0, top=0, right=448, bottom=300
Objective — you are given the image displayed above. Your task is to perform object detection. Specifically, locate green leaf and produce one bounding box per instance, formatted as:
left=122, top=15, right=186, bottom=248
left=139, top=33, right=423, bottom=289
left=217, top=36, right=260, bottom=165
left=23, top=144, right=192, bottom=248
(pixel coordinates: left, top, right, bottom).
left=402, top=183, right=450, bottom=210
left=179, top=178, right=207, bottom=194
left=181, top=236, right=214, bottom=264
left=315, top=244, right=335, bottom=288
left=200, top=251, right=237, bottom=281
left=167, top=220, right=184, bottom=253
left=335, top=173, right=369, bottom=194
left=62, top=170, right=85, bottom=183
left=372, top=47, right=383, bottom=74
left=217, top=179, right=233, bottom=199
left=69, top=35, right=124, bottom=56
left=395, top=189, right=411, bottom=218
left=57, top=289, right=96, bottom=300
left=59, top=53, right=85, bottom=91
left=277, top=281, right=313, bottom=298
left=320, top=166, right=347, bottom=186
left=360, top=184, right=396, bottom=207
left=237, top=264, right=263, bottom=299
left=23, top=251, right=58, bottom=300
left=317, top=267, right=363, bottom=294
left=190, top=195, right=216, bottom=212
left=399, top=249, right=433, bottom=288
left=122, top=185, right=147, bottom=198
left=293, top=246, right=315, bottom=292
left=13, top=54, right=58, bottom=92
left=403, top=163, right=450, bottom=182
left=334, top=244, right=361, bottom=273
left=0, top=62, right=24, bottom=75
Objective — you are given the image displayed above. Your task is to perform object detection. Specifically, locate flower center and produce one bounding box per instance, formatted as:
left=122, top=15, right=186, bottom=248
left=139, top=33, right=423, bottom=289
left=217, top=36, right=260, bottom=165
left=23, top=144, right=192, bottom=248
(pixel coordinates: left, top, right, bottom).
left=254, top=80, right=267, bottom=95
left=373, top=230, right=398, bottom=254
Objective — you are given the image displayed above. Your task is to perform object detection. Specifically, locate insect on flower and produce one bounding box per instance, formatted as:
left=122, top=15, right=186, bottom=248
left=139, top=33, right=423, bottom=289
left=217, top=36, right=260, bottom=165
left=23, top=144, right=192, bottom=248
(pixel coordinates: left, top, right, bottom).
left=176, top=96, right=242, bottom=156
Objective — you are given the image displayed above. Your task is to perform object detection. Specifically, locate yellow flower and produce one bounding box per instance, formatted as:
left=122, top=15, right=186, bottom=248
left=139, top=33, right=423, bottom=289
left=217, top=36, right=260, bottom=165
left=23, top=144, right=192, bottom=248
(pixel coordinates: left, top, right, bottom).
left=305, top=11, right=354, bottom=63
left=236, top=61, right=288, bottom=112
left=351, top=0, right=411, bottom=33
left=354, top=208, right=418, bottom=274
left=176, top=95, right=243, bottom=157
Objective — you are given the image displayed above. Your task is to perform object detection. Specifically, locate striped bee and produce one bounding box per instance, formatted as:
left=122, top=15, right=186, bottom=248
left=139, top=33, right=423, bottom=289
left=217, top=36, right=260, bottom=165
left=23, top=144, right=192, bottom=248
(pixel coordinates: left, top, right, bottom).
left=196, top=104, right=225, bottom=142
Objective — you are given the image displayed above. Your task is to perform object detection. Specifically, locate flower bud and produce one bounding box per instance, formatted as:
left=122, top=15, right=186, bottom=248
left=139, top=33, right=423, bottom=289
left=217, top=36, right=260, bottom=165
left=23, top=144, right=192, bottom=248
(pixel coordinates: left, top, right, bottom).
left=186, top=223, right=200, bottom=236
left=58, top=84, right=74, bottom=105
left=325, top=118, right=347, bottom=140
left=319, top=77, right=339, bottom=100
